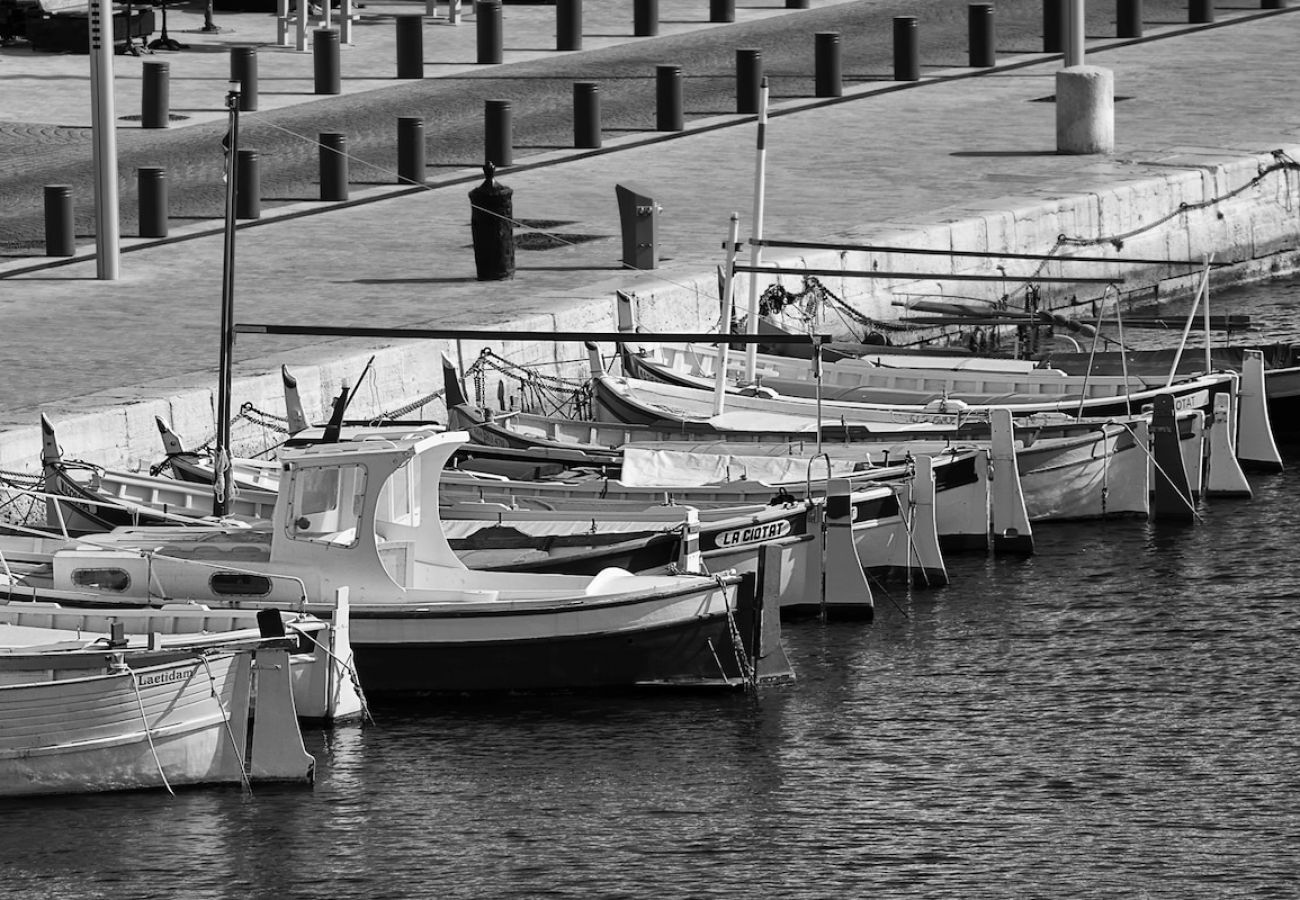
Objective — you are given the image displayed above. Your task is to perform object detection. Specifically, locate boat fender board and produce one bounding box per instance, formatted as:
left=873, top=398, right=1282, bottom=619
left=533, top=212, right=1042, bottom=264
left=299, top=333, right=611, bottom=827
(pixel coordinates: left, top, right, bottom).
left=989, top=409, right=1034, bottom=556
left=822, top=480, right=874, bottom=619
left=744, top=567, right=796, bottom=685
left=1151, top=395, right=1195, bottom=523
left=906, top=457, right=949, bottom=587
left=248, top=648, right=316, bottom=784
left=1205, top=392, right=1252, bottom=498
left=282, top=366, right=311, bottom=436
left=1236, top=351, right=1284, bottom=473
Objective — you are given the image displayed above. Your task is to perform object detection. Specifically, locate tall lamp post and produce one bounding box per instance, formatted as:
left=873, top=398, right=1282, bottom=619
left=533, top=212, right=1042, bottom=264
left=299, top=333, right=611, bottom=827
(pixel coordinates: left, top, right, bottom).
left=214, top=80, right=241, bottom=518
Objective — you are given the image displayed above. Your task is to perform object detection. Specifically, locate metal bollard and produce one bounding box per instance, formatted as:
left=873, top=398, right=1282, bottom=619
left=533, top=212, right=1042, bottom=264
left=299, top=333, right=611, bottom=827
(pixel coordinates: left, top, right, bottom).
left=968, top=4, right=996, bottom=67
left=476, top=0, right=502, bottom=64
left=1262, top=0, right=1287, bottom=8
left=633, top=0, right=657, bottom=37
left=485, top=99, right=512, bottom=167
left=736, top=49, right=762, bottom=113
left=1042, top=0, right=1064, bottom=53
left=893, top=17, right=919, bottom=81
left=468, top=163, right=515, bottom=281
left=1189, top=0, right=1214, bottom=22
left=815, top=32, right=841, bottom=98
left=230, top=47, right=258, bottom=111
left=573, top=82, right=601, bottom=149
left=319, top=133, right=348, bottom=201
left=397, top=116, right=426, bottom=185
left=785, top=0, right=810, bottom=7
left=43, top=185, right=74, bottom=257
left=313, top=29, right=341, bottom=94
left=235, top=150, right=261, bottom=220
left=710, top=0, right=733, bottom=22
left=1117, top=0, right=1142, bottom=37
left=655, top=65, right=683, bottom=131
left=396, top=15, right=424, bottom=78
left=141, top=61, right=170, bottom=129
left=557, top=0, right=581, bottom=51
left=138, top=167, right=168, bottom=238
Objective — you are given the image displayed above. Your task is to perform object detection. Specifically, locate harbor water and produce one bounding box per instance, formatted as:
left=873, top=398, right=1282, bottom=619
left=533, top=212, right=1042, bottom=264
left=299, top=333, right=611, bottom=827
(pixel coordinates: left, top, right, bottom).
left=3, top=280, right=1298, bottom=899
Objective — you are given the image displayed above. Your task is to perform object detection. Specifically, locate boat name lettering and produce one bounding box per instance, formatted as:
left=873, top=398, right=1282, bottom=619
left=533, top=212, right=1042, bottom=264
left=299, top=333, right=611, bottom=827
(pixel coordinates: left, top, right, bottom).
left=716, top=521, right=793, bottom=548
left=1173, top=390, right=1209, bottom=412
left=136, top=667, right=197, bottom=688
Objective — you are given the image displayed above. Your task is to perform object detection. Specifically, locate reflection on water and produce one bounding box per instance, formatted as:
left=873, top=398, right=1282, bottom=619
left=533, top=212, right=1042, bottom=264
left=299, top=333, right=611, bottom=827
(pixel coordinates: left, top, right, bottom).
left=3, top=287, right=1298, bottom=899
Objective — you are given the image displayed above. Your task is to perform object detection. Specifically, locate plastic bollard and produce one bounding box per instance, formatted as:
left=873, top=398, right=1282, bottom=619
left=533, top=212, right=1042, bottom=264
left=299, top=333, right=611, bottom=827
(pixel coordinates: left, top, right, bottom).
left=397, top=116, right=426, bottom=185
left=396, top=15, right=424, bottom=78
left=313, top=29, right=341, bottom=94
left=468, top=163, right=515, bottom=281
left=1117, top=0, right=1143, bottom=37
left=655, top=65, right=683, bottom=131
left=968, top=4, right=996, bottom=67
left=138, top=167, right=168, bottom=238
left=141, top=60, right=170, bottom=129
left=557, top=0, right=581, bottom=51
left=484, top=99, right=512, bottom=167
left=230, top=47, right=258, bottom=111
left=1042, top=0, right=1065, bottom=53
left=319, top=133, right=348, bottom=201
left=476, top=0, right=502, bottom=64
left=235, top=150, right=261, bottom=220
left=1189, top=0, right=1214, bottom=22
left=736, top=49, right=762, bottom=113
left=43, top=185, right=74, bottom=257
left=633, top=0, right=657, bottom=37
left=710, top=0, right=733, bottom=22
left=815, top=32, right=841, bottom=98
left=893, top=17, right=919, bottom=81
left=573, top=82, right=601, bottom=149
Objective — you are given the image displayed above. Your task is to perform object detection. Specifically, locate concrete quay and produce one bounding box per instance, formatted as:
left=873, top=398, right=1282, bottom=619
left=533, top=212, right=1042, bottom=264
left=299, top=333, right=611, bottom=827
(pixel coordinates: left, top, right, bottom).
left=1, top=1, right=1299, bottom=479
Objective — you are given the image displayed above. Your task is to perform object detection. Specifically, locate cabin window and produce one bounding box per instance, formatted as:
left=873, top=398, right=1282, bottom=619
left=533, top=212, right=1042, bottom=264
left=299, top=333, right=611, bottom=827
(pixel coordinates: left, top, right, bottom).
left=286, top=463, right=367, bottom=548
left=210, top=573, right=273, bottom=596
left=71, top=568, right=130, bottom=592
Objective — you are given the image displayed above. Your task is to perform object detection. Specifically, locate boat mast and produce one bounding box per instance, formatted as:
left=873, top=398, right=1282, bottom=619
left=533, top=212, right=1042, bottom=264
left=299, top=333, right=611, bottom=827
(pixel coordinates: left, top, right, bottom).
left=714, top=213, right=741, bottom=416
left=215, top=80, right=241, bottom=517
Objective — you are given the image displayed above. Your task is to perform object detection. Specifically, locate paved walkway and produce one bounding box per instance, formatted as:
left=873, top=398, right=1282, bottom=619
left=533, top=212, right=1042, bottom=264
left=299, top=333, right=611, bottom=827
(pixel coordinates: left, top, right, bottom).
left=1, top=1, right=1299, bottom=467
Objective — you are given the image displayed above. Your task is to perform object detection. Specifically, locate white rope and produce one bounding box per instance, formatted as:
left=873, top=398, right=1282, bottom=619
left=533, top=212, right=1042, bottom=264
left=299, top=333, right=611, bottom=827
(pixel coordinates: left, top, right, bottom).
left=201, top=654, right=254, bottom=794
left=292, top=627, right=373, bottom=725
left=128, top=665, right=175, bottom=796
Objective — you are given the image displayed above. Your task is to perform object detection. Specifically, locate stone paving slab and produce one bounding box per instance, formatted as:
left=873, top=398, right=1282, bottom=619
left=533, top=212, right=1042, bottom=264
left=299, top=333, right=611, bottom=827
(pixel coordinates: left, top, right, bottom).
left=2, top=2, right=1299, bottom=469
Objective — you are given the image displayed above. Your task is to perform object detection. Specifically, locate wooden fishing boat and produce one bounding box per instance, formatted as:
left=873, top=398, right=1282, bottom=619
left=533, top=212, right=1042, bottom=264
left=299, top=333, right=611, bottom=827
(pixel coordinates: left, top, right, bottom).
left=0, top=622, right=314, bottom=797
left=5, top=431, right=793, bottom=694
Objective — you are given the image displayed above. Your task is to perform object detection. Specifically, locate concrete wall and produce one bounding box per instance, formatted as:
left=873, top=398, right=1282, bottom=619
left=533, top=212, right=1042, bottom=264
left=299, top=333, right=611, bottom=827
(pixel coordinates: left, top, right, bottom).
left=4, top=147, right=1298, bottom=480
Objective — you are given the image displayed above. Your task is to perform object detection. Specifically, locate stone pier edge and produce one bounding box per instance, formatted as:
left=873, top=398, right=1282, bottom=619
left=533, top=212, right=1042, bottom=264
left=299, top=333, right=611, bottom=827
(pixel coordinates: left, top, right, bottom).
left=5, top=144, right=1298, bottom=478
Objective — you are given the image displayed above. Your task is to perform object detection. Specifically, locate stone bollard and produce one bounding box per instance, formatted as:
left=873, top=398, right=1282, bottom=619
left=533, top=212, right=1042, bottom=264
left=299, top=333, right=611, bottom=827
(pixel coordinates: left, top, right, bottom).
left=138, top=167, right=168, bottom=238
left=397, top=116, right=426, bottom=184
left=43, top=185, right=74, bottom=257
left=633, top=0, right=657, bottom=36
left=230, top=47, right=258, bottom=111
left=485, top=99, right=512, bottom=167
left=236, top=150, right=261, bottom=219
left=319, top=133, right=348, bottom=201
left=1056, top=65, right=1113, bottom=155
left=396, top=15, right=424, bottom=78
left=969, top=4, right=995, bottom=67
left=141, top=61, right=170, bottom=129
left=1117, top=0, right=1143, bottom=38
left=736, top=49, right=762, bottom=113
left=656, top=65, right=683, bottom=131
left=476, top=0, right=502, bottom=63
left=815, top=32, right=842, bottom=97
left=557, top=0, right=581, bottom=51
left=314, top=29, right=341, bottom=94
left=468, top=163, right=515, bottom=281
left=573, top=82, right=601, bottom=148
left=893, top=17, right=919, bottom=81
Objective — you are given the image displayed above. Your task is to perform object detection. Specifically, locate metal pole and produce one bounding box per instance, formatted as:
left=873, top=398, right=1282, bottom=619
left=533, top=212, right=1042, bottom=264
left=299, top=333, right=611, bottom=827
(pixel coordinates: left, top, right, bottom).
left=215, top=81, right=241, bottom=519
left=88, top=0, right=119, bottom=280
left=743, top=78, right=769, bottom=382
left=1065, top=0, right=1084, bottom=67
left=714, top=212, right=741, bottom=416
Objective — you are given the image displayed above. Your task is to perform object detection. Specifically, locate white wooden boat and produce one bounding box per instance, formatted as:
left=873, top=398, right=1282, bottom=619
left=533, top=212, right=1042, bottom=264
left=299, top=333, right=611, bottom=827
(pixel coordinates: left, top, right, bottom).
left=0, top=628, right=314, bottom=797
left=5, top=432, right=793, bottom=694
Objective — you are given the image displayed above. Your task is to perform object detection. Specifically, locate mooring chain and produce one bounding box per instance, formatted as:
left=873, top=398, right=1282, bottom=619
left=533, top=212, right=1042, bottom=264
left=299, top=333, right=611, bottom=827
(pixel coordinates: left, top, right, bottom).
left=717, top=575, right=758, bottom=691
